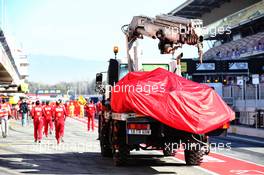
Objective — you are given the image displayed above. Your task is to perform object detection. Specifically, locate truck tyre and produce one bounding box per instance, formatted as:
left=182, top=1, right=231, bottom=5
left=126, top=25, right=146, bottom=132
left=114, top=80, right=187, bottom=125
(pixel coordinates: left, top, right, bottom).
left=112, top=121, right=129, bottom=166
left=113, top=144, right=129, bottom=166
left=100, top=124, right=113, bottom=157
left=184, top=148, right=203, bottom=165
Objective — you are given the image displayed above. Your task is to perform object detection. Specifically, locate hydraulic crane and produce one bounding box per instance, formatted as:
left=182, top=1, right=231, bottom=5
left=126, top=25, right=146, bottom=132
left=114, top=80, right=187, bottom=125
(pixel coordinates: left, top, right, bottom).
left=122, top=14, right=204, bottom=74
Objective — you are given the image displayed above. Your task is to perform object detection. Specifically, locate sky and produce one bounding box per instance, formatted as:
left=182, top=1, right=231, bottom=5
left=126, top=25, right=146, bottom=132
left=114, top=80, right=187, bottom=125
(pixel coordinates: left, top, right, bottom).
left=0, top=0, right=204, bottom=84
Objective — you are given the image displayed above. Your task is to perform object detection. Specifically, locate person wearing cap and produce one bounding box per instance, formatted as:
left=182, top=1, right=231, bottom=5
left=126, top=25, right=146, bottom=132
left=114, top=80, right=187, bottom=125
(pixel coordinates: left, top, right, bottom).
left=43, top=101, right=53, bottom=137
left=0, top=98, right=11, bottom=138
left=53, top=99, right=67, bottom=144
left=31, top=100, right=44, bottom=143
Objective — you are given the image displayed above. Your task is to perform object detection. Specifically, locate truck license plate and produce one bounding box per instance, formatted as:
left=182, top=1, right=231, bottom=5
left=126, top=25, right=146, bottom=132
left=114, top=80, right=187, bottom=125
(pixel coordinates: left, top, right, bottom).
left=128, top=129, right=151, bottom=135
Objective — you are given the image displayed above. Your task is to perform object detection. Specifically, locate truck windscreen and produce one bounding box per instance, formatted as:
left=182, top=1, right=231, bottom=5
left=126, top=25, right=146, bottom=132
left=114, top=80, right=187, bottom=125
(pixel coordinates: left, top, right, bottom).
left=119, top=64, right=169, bottom=80
left=142, top=64, right=169, bottom=71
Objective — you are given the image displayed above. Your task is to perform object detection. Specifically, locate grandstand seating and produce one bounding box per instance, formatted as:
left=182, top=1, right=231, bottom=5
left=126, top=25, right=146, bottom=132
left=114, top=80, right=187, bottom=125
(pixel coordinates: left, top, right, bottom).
left=204, top=32, right=264, bottom=60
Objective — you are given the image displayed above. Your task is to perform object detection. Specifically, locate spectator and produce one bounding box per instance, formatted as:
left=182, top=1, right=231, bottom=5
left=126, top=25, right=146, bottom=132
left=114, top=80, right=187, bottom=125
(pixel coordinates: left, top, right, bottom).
left=19, top=99, right=29, bottom=126
left=235, top=47, right=240, bottom=57
left=232, top=49, right=235, bottom=57
left=257, top=42, right=261, bottom=50
left=216, top=51, right=220, bottom=57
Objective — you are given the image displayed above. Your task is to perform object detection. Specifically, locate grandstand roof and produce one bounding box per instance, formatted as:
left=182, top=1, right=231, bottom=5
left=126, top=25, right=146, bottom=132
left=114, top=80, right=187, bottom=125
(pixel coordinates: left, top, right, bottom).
left=169, top=0, right=262, bottom=26
left=169, top=0, right=229, bottom=19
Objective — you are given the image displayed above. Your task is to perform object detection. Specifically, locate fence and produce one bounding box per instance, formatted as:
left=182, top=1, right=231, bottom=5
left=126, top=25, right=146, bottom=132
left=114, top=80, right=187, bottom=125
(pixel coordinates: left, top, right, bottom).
left=223, top=83, right=264, bottom=100
left=223, top=83, right=264, bottom=128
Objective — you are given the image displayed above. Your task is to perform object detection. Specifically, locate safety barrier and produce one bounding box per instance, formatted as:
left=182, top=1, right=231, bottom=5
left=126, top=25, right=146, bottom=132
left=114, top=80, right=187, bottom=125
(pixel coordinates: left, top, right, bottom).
left=223, top=84, right=264, bottom=129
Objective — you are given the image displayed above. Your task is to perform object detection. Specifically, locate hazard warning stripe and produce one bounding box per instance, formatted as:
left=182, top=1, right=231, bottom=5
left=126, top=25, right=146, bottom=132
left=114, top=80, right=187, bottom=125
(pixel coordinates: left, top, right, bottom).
left=175, top=150, right=264, bottom=175
left=72, top=117, right=264, bottom=174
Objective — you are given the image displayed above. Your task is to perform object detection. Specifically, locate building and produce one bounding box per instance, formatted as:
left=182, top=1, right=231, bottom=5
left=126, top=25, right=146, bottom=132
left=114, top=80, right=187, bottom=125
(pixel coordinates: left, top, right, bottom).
left=0, top=27, right=29, bottom=93
left=169, top=0, right=264, bottom=132
left=0, top=28, right=20, bottom=84
left=27, top=89, right=70, bottom=103
left=13, top=48, right=29, bottom=81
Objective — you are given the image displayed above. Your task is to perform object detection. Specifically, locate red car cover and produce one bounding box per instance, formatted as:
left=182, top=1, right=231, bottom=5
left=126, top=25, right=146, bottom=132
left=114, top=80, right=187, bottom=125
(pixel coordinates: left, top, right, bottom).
left=111, top=68, right=235, bottom=134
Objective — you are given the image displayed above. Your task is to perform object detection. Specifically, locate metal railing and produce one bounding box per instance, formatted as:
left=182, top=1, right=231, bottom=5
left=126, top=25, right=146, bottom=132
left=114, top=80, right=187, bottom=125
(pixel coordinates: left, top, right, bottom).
left=223, top=84, right=264, bottom=128
left=223, top=84, right=264, bottom=100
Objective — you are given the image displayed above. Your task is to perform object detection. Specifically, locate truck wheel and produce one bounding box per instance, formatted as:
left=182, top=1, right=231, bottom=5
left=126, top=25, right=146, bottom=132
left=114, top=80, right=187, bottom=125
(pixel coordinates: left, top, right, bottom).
left=112, top=121, right=129, bottom=166
left=184, top=148, right=203, bottom=166
left=113, top=144, right=129, bottom=166
left=100, top=124, right=113, bottom=157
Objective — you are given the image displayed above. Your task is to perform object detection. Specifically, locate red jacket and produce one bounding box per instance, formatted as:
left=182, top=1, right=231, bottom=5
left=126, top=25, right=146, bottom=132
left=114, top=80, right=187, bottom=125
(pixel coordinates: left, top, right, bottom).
left=53, top=105, right=67, bottom=122
left=96, top=102, right=102, bottom=112
left=43, top=105, right=53, bottom=119
left=0, top=103, right=11, bottom=118
left=85, top=103, right=96, bottom=116
left=31, top=106, right=43, bottom=121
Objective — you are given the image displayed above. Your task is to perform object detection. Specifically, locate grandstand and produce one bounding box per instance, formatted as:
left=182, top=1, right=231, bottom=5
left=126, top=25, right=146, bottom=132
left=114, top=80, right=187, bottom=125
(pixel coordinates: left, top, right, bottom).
left=170, top=0, right=264, bottom=130
left=204, top=32, right=264, bottom=60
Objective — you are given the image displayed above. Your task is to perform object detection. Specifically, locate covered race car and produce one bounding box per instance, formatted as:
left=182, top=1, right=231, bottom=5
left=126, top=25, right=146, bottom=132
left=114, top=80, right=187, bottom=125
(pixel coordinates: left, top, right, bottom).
left=111, top=68, right=235, bottom=134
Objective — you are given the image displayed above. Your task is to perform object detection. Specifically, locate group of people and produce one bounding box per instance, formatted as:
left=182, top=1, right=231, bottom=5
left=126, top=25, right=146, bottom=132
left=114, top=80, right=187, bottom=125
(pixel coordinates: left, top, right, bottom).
left=31, top=99, right=67, bottom=144
left=1, top=97, right=102, bottom=144
left=30, top=99, right=101, bottom=143
left=66, top=100, right=102, bottom=131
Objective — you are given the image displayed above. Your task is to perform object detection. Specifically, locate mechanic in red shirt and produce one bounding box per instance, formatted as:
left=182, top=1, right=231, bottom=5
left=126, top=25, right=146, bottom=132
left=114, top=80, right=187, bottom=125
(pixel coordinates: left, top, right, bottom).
left=85, top=100, right=96, bottom=132
left=0, top=98, right=11, bottom=138
left=42, top=101, right=53, bottom=137
left=31, top=100, right=44, bottom=143
left=96, top=100, right=103, bottom=117
left=53, top=100, right=67, bottom=144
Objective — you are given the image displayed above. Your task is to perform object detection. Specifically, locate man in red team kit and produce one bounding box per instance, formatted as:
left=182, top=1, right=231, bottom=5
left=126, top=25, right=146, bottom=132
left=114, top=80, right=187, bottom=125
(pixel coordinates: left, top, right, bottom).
left=85, top=100, right=96, bottom=132
left=31, top=100, right=44, bottom=143
left=43, top=101, right=53, bottom=137
left=53, top=100, right=67, bottom=144
left=96, top=100, right=102, bottom=117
